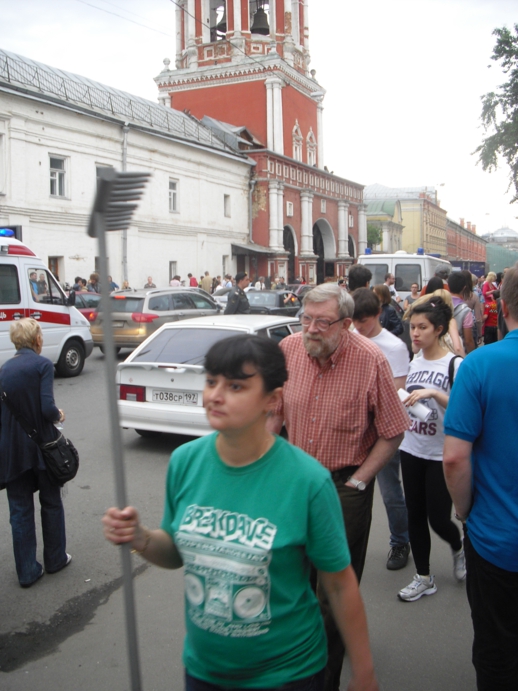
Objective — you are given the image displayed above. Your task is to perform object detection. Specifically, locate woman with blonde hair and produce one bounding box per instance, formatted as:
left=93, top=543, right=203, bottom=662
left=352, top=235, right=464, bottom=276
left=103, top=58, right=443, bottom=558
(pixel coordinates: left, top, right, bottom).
left=0, top=319, right=70, bottom=587
left=482, top=272, right=497, bottom=303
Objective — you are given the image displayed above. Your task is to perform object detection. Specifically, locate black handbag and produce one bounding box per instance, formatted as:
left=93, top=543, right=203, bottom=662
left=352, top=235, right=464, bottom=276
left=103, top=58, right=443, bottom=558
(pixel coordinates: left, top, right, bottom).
left=0, top=389, right=79, bottom=486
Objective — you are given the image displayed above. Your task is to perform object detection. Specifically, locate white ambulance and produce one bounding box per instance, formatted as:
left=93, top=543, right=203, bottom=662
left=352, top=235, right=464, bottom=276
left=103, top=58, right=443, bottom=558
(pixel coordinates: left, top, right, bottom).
left=0, top=236, right=93, bottom=376
left=356, top=250, right=453, bottom=301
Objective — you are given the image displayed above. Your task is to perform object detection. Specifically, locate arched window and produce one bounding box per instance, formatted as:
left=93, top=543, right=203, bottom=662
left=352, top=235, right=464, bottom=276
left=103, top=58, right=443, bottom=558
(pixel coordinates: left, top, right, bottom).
left=292, top=120, right=302, bottom=162
left=307, top=128, right=317, bottom=167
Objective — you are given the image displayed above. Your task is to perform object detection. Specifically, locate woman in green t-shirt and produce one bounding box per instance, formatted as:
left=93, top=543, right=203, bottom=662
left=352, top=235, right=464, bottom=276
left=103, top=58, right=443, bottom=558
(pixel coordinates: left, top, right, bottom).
left=103, top=335, right=378, bottom=691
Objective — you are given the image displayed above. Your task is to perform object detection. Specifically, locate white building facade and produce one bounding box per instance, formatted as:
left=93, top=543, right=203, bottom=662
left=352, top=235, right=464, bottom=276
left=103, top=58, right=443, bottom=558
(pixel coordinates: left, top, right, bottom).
left=0, top=48, right=253, bottom=288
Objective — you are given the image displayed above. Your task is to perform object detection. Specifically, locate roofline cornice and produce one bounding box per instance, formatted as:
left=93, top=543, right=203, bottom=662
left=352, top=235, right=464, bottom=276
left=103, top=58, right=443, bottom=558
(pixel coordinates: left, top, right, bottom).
left=155, top=60, right=324, bottom=98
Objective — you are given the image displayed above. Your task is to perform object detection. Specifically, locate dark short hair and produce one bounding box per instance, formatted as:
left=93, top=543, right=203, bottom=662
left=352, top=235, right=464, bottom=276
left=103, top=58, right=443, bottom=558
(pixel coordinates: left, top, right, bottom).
left=348, top=264, right=372, bottom=292
left=352, top=287, right=381, bottom=320
left=235, top=272, right=248, bottom=283
left=204, top=334, right=287, bottom=393
left=410, top=296, right=452, bottom=335
left=425, top=277, right=444, bottom=294
left=448, top=272, right=467, bottom=295
left=384, top=273, right=393, bottom=282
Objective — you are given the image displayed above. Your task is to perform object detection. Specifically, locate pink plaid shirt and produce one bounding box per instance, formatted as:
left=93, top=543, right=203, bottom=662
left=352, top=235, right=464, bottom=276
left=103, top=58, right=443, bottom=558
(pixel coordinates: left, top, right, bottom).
left=278, top=330, right=409, bottom=471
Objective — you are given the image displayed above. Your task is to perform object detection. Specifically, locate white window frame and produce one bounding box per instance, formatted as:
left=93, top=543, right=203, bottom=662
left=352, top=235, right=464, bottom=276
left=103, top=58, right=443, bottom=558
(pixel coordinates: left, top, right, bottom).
left=292, top=120, right=303, bottom=162
left=224, top=194, right=231, bottom=218
left=286, top=201, right=294, bottom=217
left=306, top=129, right=317, bottom=167
left=169, top=179, right=179, bottom=213
left=50, top=155, right=67, bottom=198
left=320, top=199, right=326, bottom=214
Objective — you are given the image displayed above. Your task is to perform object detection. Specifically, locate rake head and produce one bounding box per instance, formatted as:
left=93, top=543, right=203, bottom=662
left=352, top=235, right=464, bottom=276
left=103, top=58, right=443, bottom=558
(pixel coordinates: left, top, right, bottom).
left=87, top=167, right=151, bottom=237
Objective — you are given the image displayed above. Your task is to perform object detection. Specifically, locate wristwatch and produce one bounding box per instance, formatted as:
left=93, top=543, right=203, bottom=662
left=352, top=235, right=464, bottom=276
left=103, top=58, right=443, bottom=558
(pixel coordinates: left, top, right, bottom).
left=347, top=477, right=366, bottom=491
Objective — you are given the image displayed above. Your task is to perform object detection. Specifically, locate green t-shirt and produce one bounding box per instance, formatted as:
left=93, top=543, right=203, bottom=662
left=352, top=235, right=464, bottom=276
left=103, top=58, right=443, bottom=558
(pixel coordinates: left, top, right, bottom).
left=161, top=433, right=350, bottom=688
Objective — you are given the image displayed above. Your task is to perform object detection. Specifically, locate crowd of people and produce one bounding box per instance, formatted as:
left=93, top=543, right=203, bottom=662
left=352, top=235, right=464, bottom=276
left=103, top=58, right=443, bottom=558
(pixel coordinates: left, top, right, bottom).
left=1, top=260, right=515, bottom=691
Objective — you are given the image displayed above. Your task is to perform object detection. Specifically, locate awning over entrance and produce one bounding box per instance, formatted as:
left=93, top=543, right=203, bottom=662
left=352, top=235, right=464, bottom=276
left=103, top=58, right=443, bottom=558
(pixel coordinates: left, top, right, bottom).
left=231, top=243, right=272, bottom=255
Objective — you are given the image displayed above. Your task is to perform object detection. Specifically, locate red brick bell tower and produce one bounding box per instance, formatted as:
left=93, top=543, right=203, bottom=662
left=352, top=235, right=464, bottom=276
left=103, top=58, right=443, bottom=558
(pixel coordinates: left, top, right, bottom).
left=155, top=1, right=365, bottom=283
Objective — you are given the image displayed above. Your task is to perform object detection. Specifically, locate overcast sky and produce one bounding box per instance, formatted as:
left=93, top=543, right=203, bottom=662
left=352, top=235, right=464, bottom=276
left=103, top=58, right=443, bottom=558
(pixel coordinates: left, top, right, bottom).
left=2, top=0, right=517, bottom=236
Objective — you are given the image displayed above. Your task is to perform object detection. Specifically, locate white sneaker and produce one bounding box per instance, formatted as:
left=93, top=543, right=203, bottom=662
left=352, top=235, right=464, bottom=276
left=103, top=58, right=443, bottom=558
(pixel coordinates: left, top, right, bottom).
left=398, top=574, right=437, bottom=602
left=453, top=547, right=466, bottom=581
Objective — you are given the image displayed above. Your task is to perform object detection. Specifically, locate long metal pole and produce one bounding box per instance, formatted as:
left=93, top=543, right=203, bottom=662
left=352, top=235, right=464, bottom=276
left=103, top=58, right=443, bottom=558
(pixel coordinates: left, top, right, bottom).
left=96, top=211, right=143, bottom=691
left=121, top=124, right=130, bottom=283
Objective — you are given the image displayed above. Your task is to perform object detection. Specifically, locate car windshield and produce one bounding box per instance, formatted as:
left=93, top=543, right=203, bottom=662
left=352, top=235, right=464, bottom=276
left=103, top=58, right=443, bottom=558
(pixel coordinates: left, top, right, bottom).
left=132, top=328, right=244, bottom=365
left=109, top=296, right=144, bottom=313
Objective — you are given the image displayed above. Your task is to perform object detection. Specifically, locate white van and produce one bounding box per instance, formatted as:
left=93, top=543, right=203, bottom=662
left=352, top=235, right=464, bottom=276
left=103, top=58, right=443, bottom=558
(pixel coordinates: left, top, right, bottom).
left=0, top=237, right=93, bottom=376
left=356, top=251, right=452, bottom=300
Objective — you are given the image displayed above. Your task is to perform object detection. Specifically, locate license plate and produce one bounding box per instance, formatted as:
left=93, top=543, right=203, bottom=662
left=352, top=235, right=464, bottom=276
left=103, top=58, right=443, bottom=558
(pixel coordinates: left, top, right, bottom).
left=112, top=321, right=124, bottom=328
left=152, top=389, right=199, bottom=405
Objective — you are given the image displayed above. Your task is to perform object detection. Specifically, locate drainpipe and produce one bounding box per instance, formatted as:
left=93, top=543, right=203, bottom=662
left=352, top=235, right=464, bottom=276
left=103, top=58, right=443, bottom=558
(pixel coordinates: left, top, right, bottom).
left=121, top=123, right=129, bottom=282
left=249, top=177, right=257, bottom=244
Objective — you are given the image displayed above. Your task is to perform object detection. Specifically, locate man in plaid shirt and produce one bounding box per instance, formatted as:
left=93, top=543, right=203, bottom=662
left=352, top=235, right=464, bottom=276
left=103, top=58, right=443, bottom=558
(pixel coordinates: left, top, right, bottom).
left=270, top=283, right=409, bottom=691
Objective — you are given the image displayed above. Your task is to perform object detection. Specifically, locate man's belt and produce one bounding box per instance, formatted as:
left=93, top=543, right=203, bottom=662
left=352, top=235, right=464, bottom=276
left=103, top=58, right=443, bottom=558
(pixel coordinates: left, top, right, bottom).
left=330, top=465, right=360, bottom=482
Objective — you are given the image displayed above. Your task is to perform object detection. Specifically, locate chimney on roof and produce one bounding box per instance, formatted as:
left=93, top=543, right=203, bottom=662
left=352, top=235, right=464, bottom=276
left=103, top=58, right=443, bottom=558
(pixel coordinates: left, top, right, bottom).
left=460, top=218, right=465, bottom=228
left=472, top=224, right=476, bottom=234
left=467, top=221, right=472, bottom=231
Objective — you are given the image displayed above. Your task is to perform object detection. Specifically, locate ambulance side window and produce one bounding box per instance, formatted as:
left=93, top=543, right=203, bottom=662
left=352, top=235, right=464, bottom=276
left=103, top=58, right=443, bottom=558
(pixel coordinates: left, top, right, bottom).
left=0, top=265, right=21, bottom=304
left=44, top=271, right=65, bottom=305
left=27, top=268, right=41, bottom=303
left=27, top=268, right=65, bottom=305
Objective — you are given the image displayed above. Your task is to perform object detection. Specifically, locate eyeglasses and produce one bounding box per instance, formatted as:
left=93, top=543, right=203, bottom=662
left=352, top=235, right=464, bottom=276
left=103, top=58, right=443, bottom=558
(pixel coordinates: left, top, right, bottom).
left=300, top=314, right=345, bottom=332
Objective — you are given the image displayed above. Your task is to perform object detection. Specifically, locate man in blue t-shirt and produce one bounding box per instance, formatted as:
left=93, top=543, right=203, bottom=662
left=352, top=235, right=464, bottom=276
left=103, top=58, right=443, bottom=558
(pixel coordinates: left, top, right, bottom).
left=444, top=264, right=518, bottom=691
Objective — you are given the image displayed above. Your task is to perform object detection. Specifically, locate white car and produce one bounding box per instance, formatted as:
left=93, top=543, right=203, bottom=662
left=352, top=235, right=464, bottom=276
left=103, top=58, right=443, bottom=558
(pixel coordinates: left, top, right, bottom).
left=117, top=314, right=301, bottom=438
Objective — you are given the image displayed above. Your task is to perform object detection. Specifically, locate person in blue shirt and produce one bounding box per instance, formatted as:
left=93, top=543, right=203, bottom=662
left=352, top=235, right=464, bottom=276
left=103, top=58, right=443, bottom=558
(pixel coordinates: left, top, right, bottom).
left=444, top=263, right=518, bottom=691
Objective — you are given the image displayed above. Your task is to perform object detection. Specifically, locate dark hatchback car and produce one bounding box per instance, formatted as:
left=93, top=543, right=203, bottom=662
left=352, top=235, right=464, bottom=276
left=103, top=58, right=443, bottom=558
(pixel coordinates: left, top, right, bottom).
left=73, top=292, right=101, bottom=322
left=91, top=288, right=221, bottom=351
left=247, top=290, right=302, bottom=317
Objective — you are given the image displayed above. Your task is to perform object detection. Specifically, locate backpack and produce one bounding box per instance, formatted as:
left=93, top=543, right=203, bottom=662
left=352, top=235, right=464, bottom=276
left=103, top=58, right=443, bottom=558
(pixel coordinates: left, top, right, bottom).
left=453, top=302, right=472, bottom=347
left=448, top=355, right=463, bottom=389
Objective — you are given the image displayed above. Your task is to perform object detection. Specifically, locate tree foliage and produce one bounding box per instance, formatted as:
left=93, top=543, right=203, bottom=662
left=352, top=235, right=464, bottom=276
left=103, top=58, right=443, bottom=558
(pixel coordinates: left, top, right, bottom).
left=367, top=223, right=382, bottom=249
left=475, top=24, right=518, bottom=203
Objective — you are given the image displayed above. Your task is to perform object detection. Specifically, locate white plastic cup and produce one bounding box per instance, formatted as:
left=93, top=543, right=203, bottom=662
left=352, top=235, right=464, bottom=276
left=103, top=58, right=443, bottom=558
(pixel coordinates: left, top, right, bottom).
left=398, top=388, right=432, bottom=422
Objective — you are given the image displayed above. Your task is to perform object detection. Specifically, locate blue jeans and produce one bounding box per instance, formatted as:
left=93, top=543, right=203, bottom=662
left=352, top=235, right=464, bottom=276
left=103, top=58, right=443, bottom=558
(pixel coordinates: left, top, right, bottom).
left=185, top=668, right=325, bottom=691
left=465, top=533, right=518, bottom=691
left=6, top=469, right=67, bottom=586
left=376, top=450, right=409, bottom=547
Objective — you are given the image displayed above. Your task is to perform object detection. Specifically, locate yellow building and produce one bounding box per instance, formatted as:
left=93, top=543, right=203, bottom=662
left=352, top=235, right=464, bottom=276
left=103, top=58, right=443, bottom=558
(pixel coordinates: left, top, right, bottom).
left=364, top=185, right=448, bottom=257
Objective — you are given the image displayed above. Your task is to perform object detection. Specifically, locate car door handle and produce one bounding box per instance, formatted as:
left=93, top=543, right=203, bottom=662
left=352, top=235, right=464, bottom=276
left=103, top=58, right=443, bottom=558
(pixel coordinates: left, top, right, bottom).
left=29, top=312, right=42, bottom=319
left=12, top=312, right=24, bottom=320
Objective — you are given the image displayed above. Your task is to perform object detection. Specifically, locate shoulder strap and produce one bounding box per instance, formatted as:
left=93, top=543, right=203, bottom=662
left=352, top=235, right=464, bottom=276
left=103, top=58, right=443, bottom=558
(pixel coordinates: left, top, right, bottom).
left=0, top=388, right=41, bottom=443
left=448, top=355, right=463, bottom=389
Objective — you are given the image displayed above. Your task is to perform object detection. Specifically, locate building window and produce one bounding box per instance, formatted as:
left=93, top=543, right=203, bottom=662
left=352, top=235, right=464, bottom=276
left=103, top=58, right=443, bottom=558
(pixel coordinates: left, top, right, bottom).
left=320, top=199, right=326, bottom=214
left=286, top=201, right=294, bottom=217
left=169, top=261, right=177, bottom=281
left=169, top=180, right=178, bottom=212
left=50, top=156, right=66, bottom=197
left=292, top=120, right=303, bottom=162
left=224, top=194, right=231, bottom=217
left=307, top=129, right=317, bottom=167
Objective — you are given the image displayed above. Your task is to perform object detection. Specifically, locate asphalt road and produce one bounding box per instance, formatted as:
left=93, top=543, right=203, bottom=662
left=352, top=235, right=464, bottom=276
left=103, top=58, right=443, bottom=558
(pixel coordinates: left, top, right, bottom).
left=0, top=349, right=476, bottom=690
